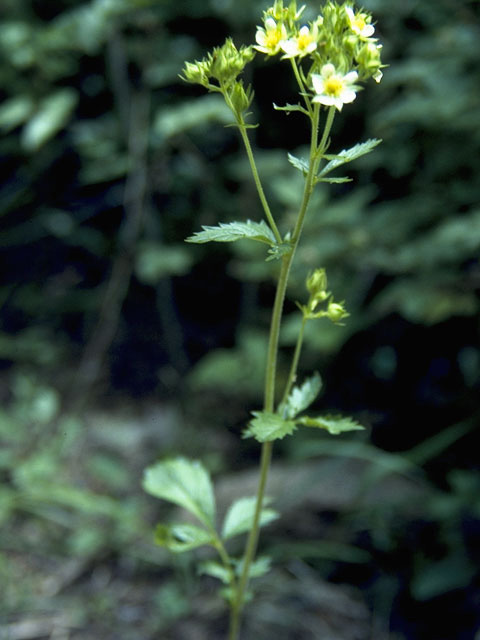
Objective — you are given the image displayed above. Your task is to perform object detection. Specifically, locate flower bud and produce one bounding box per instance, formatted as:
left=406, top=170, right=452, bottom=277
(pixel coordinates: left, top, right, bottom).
left=327, top=301, right=349, bottom=324
left=230, top=81, right=254, bottom=115
left=306, top=268, right=328, bottom=297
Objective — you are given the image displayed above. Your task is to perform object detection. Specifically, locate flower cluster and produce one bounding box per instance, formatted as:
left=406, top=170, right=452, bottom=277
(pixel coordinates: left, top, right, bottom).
left=254, top=0, right=384, bottom=110
left=181, top=2, right=384, bottom=116
left=298, top=268, right=349, bottom=324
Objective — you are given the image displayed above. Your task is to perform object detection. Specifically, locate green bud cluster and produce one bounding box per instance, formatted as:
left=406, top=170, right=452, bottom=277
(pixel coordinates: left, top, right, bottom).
left=299, top=268, right=349, bottom=324
left=181, top=39, right=255, bottom=118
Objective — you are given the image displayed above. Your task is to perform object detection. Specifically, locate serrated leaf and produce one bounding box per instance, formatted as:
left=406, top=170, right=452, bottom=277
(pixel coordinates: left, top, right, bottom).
left=244, top=411, right=297, bottom=442
left=155, top=523, right=214, bottom=552
left=287, top=152, right=309, bottom=175
left=282, top=372, right=322, bottom=419
left=266, top=242, right=293, bottom=261
left=318, top=138, right=382, bottom=178
left=273, top=102, right=309, bottom=116
left=297, top=414, right=364, bottom=435
left=316, top=176, right=352, bottom=184
left=143, top=457, right=215, bottom=528
left=222, top=496, right=279, bottom=540
left=186, top=220, right=276, bottom=246
left=198, top=560, right=231, bottom=584
left=235, top=555, right=272, bottom=579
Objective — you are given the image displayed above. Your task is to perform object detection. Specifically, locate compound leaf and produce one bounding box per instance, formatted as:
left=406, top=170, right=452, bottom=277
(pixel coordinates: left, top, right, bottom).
left=318, top=138, right=382, bottom=178
left=186, top=220, right=276, bottom=246
left=222, top=496, right=279, bottom=540
left=143, top=457, right=215, bottom=529
left=287, top=152, right=309, bottom=175
left=244, top=411, right=297, bottom=442
left=282, top=372, right=322, bottom=419
left=273, top=102, right=309, bottom=116
left=297, top=414, right=364, bottom=435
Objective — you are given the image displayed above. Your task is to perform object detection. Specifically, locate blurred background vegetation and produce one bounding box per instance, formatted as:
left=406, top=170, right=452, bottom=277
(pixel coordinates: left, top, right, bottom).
left=1, top=0, right=479, bottom=638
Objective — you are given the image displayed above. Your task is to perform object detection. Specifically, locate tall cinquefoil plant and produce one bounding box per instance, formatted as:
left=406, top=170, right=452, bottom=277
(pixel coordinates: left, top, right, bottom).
left=143, top=2, right=384, bottom=637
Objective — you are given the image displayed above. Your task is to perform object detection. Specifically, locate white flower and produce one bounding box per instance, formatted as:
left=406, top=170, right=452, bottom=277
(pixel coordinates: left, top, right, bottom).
left=280, top=25, right=317, bottom=59
left=345, top=7, right=375, bottom=38
left=311, top=64, right=359, bottom=111
left=254, top=18, right=287, bottom=55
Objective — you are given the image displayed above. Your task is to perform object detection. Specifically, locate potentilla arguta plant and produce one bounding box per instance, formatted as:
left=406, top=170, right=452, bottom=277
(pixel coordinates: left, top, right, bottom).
left=143, top=2, right=385, bottom=638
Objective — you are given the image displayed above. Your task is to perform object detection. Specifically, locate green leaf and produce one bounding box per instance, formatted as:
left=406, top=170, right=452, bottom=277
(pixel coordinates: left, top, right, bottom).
left=297, top=414, right=364, bottom=435
left=318, top=138, right=382, bottom=178
left=198, top=560, right=231, bottom=584
left=154, top=523, right=215, bottom=552
left=282, top=372, right=322, bottom=419
left=273, top=102, right=309, bottom=116
left=287, top=152, right=309, bottom=175
left=244, top=411, right=297, bottom=442
left=21, top=89, right=78, bottom=152
left=316, top=176, right=352, bottom=184
left=143, top=457, right=216, bottom=529
left=234, top=555, right=272, bottom=579
left=186, top=220, right=276, bottom=246
left=222, top=496, right=279, bottom=540
left=266, top=241, right=293, bottom=261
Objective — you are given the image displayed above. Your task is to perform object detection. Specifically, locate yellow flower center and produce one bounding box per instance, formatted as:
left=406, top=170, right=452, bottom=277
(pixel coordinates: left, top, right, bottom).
left=297, top=32, right=311, bottom=51
left=265, top=28, right=281, bottom=49
left=354, top=16, right=366, bottom=31
left=325, top=76, right=344, bottom=96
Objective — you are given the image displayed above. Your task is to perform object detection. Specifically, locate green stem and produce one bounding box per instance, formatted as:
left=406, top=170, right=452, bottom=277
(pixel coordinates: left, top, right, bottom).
left=290, top=59, right=312, bottom=115
left=237, top=118, right=283, bottom=244
left=279, top=316, right=307, bottom=411
left=228, top=105, right=335, bottom=640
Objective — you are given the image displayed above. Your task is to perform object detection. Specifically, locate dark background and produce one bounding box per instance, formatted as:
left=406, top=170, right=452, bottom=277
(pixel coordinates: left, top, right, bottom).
left=1, top=0, right=479, bottom=638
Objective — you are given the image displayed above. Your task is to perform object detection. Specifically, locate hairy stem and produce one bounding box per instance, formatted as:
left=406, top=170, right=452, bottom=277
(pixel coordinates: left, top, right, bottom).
left=237, top=120, right=283, bottom=244
left=228, top=103, right=334, bottom=640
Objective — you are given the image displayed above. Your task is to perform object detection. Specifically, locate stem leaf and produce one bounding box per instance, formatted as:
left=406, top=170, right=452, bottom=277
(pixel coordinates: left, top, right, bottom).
left=318, top=138, right=382, bottom=178
left=281, top=372, right=322, bottom=419
left=222, top=496, right=279, bottom=540
left=243, top=411, right=297, bottom=442
left=297, top=414, right=364, bottom=435
left=186, top=220, right=276, bottom=246
left=273, top=102, right=309, bottom=116
left=143, top=457, right=216, bottom=528
left=316, top=176, right=352, bottom=184
left=154, top=522, right=215, bottom=552
left=198, top=560, right=231, bottom=584
left=287, top=152, right=309, bottom=175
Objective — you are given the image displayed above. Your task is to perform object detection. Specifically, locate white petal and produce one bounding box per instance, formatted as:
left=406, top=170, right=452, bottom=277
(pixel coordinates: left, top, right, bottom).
left=345, top=7, right=355, bottom=22
left=280, top=40, right=299, bottom=57
left=363, top=24, right=375, bottom=37
left=265, top=18, right=277, bottom=30
left=311, top=74, right=325, bottom=94
left=344, top=71, right=358, bottom=83
left=312, top=95, right=336, bottom=107
left=255, top=31, right=266, bottom=46
left=340, top=88, right=357, bottom=103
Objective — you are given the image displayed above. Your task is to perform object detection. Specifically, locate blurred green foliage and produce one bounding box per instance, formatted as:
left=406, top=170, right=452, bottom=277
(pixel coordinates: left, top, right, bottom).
left=0, top=0, right=480, bottom=637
